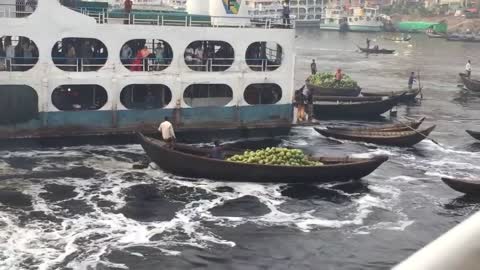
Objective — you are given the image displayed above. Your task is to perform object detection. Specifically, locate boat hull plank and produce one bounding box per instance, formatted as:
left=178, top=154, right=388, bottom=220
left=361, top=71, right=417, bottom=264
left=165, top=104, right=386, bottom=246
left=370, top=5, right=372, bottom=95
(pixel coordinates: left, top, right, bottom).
left=442, top=177, right=480, bottom=195
left=314, top=125, right=436, bottom=147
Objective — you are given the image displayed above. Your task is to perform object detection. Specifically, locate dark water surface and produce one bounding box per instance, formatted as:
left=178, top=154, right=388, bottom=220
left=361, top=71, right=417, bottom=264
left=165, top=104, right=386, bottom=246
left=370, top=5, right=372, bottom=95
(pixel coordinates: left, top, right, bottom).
left=1, top=30, right=480, bottom=270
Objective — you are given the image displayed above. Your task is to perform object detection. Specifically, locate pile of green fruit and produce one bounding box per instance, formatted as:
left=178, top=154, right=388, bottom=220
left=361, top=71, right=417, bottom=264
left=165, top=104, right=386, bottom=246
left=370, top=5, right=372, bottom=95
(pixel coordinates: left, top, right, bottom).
left=227, top=147, right=323, bottom=167
left=307, top=72, right=358, bottom=89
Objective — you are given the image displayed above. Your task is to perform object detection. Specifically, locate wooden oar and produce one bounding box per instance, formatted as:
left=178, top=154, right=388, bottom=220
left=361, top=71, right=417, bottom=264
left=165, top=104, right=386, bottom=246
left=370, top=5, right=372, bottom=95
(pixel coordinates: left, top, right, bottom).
left=417, top=70, right=424, bottom=99
left=395, top=118, right=443, bottom=148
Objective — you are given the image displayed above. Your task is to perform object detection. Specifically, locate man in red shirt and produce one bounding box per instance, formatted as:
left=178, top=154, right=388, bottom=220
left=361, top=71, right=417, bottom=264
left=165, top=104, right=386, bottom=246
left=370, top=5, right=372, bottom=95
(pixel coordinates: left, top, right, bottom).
left=124, top=0, right=132, bottom=24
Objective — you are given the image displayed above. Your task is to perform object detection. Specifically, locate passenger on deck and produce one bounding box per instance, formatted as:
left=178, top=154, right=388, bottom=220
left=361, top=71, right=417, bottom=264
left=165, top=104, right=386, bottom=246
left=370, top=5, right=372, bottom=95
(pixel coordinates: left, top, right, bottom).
left=335, top=68, right=343, bottom=82
left=466, top=60, right=472, bottom=78
left=155, top=43, right=165, bottom=70
left=121, top=44, right=133, bottom=65
left=124, top=0, right=133, bottom=24
left=5, top=38, right=15, bottom=71
left=66, top=43, right=77, bottom=71
left=22, top=40, right=34, bottom=69
left=158, top=117, right=176, bottom=145
left=310, top=59, right=317, bottom=75
left=145, top=91, right=156, bottom=109
left=282, top=1, right=290, bottom=27
left=408, top=72, right=416, bottom=90
left=210, top=140, right=225, bottom=160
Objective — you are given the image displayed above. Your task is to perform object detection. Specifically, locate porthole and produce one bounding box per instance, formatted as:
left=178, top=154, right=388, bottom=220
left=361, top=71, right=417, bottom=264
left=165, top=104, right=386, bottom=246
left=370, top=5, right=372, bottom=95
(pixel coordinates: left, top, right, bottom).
left=120, top=39, right=173, bottom=72
left=51, top=38, right=108, bottom=72
left=244, top=84, right=282, bottom=105
left=52, top=85, right=108, bottom=111
left=184, top=41, right=234, bottom=72
left=0, top=85, right=38, bottom=124
left=0, top=36, right=39, bottom=72
left=246, top=42, right=283, bottom=72
left=183, top=84, right=233, bottom=107
left=120, top=84, right=172, bottom=109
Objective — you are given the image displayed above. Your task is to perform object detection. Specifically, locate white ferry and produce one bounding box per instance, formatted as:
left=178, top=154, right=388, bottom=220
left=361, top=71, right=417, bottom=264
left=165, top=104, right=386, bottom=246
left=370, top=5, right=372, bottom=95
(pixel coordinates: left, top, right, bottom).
left=347, top=7, right=383, bottom=32
left=246, top=0, right=321, bottom=28
left=0, top=0, right=295, bottom=140
left=319, top=6, right=348, bottom=31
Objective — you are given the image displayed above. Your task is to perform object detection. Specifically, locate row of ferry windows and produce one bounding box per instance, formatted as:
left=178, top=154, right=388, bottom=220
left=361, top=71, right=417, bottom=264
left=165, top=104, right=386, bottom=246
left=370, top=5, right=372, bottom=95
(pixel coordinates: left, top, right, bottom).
left=0, top=84, right=282, bottom=124
left=0, top=36, right=283, bottom=72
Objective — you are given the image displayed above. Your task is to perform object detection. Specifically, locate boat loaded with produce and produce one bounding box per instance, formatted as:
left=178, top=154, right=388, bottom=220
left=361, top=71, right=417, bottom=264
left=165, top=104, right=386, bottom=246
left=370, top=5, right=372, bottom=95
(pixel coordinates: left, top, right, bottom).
left=306, top=72, right=361, bottom=97
left=138, top=134, right=388, bottom=183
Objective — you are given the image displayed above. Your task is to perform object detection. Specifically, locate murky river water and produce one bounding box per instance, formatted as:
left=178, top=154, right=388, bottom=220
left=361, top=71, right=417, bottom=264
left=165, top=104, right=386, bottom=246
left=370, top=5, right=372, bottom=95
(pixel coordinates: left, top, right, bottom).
left=1, top=30, right=480, bottom=270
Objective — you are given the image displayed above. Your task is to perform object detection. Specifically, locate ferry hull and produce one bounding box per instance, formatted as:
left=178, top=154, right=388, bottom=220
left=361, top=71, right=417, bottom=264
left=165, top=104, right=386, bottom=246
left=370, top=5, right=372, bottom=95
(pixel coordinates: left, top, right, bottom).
left=348, top=25, right=383, bottom=32
left=296, top=20, right=321, bottom=28
left=0, top=104, right=293, bottom=140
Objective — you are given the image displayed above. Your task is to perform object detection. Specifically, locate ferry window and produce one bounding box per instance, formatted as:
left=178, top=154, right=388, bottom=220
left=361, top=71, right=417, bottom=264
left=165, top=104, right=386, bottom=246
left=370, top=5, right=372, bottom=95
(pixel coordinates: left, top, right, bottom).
left=184, top=41, right=234, bottom=72
left=51, top=38, right=108, bottom=72
left=0, top=85, right=38, bottom=125
left=0, top=36, right=39, bottom=72
left=246, top=42, right=283, bottom=72
left=244, top=84, right=282, bottom=105
left=0, top=0, right=37, bottom=18
left=120, top=84, right=172, bottom=109
left=52, top=85, right=108, bottom=111
left=183, top=84, right=233, bottom=107
left=120, top=39, right=173, bottom=72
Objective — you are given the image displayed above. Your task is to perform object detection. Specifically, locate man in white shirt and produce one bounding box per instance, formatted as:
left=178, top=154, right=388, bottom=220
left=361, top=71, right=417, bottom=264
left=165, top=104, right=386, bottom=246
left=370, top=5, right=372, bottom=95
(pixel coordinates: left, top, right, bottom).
left=158, top=117, right=176, bottom=145
left=466, top=60, right=472, bottom=78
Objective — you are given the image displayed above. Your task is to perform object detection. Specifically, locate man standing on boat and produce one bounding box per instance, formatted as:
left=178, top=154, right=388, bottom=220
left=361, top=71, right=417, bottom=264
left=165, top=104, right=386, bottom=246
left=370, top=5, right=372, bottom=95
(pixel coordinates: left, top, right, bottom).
left=466, top=60, right=472, bottom=78
left=366, top=38, right=371, bottom=49
left=408, top=72, right=416, bottom=90
left=310, top=59, right=317, bottom=75
left=158, top=117, right=176, bottom=146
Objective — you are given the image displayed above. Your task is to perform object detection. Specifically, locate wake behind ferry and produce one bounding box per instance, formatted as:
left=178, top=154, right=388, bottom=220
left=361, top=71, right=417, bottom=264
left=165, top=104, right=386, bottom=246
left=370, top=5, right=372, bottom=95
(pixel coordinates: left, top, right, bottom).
left=0, top=0, right=295, bottom=140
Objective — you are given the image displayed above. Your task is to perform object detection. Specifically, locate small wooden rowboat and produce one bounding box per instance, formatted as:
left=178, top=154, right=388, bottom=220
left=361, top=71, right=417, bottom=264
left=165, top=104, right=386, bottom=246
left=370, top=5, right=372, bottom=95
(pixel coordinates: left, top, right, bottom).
left=426, top=32, right=446, bottom=38
left=442, top=177, right=480, bottom=195
left=314, top=125, right=436, bottom=147
left=326, top=117, right=426, bottom=133
left=460, top=75, right=480, bottom=92
left=306, top=83, right=362, bottom=97
left=361, top=88, right=422, bottom=103
left=138, top=134, right=388, bottom=183
left=313, top=94, right=403, bottom=119
left=466, top=130, right=480, bottom=140
left=358, top=46, right=395, bottom=54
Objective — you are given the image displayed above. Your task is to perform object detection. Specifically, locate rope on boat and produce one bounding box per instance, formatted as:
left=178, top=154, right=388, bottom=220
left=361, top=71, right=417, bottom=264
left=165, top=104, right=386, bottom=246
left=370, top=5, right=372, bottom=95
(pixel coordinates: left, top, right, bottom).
left=395, top=118, right=443, bottom=148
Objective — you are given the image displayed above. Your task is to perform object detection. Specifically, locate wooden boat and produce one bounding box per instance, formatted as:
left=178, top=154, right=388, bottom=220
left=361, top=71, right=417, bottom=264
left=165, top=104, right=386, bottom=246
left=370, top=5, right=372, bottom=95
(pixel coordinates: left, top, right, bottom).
left=326, top=117, right=426, bottom=132
left=442, top=177, right=480, bottom=195
left=358, top=46, right=395, bottom=54
left=361, top=88, right=422, bottom=103
left=466, top=130, right=480, bottom=140
left=460, top=75, right=480, bottom=92
left=306, top=83, right=362, bottom=97
left=314, top=125, right=436, bottom=147
left=384, top=35, right=412, bottom=42
left=313, top=96, right=384, bottom=102
left=312, top=94, right=403, bottom=119
left=138, top=134, right=389, bottom=183
left=426, top=32, right=446, bottom=38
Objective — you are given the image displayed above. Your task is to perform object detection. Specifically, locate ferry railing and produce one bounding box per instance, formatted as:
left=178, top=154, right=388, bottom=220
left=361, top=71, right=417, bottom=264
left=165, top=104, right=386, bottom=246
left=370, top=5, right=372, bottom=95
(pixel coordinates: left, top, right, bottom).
left=121, top=58, right=173, bottom=72
left=185, top=58, right=235, bottom=72
left=93, top=10, right=295, bottom=29
left=0, top=57, right=38, bottom=72
left=0, top=4, right=36, bottom=18
left=245, top=59, right=282, bottom=72
left=51, top=57, right=108, bottom=72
